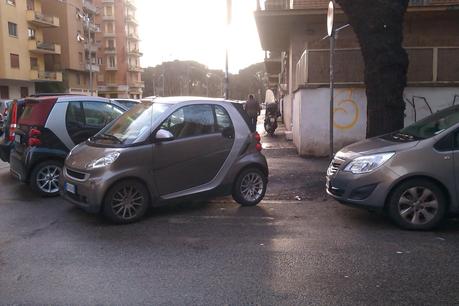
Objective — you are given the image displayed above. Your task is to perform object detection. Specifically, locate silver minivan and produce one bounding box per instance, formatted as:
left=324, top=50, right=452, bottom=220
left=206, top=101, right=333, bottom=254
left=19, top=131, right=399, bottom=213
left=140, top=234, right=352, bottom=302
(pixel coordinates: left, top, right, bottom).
left=327, top=105, right=459, bottom=230
left=61, top=97, right=268, bottom=224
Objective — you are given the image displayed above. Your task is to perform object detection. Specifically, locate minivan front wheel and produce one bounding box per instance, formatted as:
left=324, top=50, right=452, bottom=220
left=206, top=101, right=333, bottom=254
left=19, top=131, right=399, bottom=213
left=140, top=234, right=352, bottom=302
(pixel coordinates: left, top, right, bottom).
left=233, top=168, right=267, bottom=206
left=103, top=180, right=150, bottom=224
left=388, top=179, right=447, bottom=230
left=30, top=160, right=63, bottom=197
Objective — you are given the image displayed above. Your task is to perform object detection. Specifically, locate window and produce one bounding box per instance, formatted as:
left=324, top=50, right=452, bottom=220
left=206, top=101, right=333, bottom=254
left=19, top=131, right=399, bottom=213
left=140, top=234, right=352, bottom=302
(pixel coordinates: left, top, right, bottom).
left=8, top=22, right=17, bottom=37
left=78, top=52, right=83, bottom=64
left=0, top=86, right=9, bottom=99
left=82, top=102, right=123, bottom=128
left=161, top=105, right=215, bottom=139
left=6, top=0, right=16, bottom=6
left=214, top=105, right=233, bottom=132
left=30, top=57, right=38, bottom=69
left=76, top=73, right=81, bottom=85
left=26, top=0, right=34, bottom=10
left=66, top=102, right=85, bottom=144
left=107, top=39, right=115, bottom=49
left=108, top=56, right=116, bottom=68
left=20, top=87, right=29, bottom=98
left=28, top=28, right=36, bottom=40
left=10, top=54, right=19, bottom=68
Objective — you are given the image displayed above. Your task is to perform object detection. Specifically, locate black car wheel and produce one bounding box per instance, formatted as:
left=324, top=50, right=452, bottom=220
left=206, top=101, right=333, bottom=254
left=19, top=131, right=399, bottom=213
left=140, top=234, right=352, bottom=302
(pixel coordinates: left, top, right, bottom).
left=387, top=179, right=447, bottom=230
left=30, top=160, right=63, bottom=197
left=103, top=180, right=150, bottom=224
left=233, top=168, right=267, bottom=206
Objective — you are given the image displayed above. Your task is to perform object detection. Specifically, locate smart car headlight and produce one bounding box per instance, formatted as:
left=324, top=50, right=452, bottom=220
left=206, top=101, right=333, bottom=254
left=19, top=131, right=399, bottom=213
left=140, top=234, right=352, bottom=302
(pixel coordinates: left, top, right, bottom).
left=87, top=152, right=120, bottom=169
left=344, top=152, right=395, bottom=174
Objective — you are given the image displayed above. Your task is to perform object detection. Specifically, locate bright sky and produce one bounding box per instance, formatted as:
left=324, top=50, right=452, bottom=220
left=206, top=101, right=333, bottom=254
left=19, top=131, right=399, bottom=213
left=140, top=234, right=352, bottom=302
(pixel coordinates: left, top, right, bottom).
left=136, top=0, right=264, bottom=73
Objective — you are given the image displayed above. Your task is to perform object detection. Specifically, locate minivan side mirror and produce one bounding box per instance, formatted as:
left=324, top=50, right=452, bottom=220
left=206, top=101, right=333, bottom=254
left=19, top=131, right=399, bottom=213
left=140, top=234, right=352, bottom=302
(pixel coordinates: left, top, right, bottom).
left=155, top=129, right=175, bottom=142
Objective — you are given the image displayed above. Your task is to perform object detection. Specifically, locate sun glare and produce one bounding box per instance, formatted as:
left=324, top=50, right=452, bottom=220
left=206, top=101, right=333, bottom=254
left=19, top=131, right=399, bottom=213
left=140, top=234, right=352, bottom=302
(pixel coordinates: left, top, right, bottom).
left=137, top=0, right=264, bottom=73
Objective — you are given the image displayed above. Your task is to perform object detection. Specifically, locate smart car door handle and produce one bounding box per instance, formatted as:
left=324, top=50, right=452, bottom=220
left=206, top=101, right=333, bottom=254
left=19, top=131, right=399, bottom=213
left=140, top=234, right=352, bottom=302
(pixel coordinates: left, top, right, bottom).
left=444, top=156, right=451, bottom=160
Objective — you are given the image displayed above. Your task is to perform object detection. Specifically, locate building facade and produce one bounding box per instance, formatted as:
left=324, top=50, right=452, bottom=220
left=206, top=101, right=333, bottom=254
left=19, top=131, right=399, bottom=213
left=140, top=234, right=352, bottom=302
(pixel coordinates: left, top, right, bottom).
left=95, top=0, right=143, bottom=98
left=0, top=0, right=62, bottom=99
left=255, top=0, right=459, bottom=156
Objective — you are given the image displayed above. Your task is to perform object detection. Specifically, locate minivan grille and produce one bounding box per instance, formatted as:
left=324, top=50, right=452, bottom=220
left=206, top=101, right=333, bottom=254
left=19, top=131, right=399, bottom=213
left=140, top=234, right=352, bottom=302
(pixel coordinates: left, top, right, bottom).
left=327, top=157, right=344, bottom=175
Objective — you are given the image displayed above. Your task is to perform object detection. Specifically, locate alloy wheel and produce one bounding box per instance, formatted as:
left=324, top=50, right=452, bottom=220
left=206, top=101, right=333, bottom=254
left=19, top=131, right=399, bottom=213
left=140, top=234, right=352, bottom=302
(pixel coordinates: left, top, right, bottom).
left=398, top=186, right=439, bottom=225
left=111, top=185, right=145, bottom=220
left=36, top=165, right=61, bottom=194
left=240, top=172, right=264, bottom=203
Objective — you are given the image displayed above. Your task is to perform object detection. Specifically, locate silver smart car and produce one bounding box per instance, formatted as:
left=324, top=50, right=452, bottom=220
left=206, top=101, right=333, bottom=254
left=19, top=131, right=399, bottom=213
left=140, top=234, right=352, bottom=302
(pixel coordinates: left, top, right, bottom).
left=327, top=105, right=459, bottom=230
left=61, top=97, right=268, bottom=224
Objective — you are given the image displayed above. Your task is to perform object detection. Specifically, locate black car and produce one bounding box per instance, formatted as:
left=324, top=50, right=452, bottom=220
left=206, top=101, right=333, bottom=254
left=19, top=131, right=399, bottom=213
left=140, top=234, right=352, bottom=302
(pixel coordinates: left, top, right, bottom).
left=9, top=95, right=127, bottom=196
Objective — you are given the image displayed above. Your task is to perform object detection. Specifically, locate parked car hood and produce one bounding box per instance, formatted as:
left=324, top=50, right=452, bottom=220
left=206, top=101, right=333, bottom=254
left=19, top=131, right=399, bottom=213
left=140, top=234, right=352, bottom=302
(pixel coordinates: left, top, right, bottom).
left=336, top=136, right=419, bottom=160
left=65, top=142, right=117, bottom=170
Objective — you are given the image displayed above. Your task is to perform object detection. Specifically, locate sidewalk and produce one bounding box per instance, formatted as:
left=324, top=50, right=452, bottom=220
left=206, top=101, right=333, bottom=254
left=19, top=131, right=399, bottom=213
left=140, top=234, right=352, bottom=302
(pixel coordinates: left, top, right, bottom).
left=257, top=113, right=330, bottom=202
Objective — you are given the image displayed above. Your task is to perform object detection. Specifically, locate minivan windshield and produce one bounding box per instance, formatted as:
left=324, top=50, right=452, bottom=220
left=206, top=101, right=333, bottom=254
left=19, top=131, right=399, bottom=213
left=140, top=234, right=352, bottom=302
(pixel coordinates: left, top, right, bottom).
left=90, top=102, right=170, bottom=145
left=395, top=106, right=459, bottom=140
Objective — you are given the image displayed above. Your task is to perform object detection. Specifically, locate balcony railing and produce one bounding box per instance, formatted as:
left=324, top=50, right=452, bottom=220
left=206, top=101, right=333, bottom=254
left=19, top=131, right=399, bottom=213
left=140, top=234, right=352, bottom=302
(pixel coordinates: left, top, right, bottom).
left=128, top=49, right=143, bottom=56
left=26, top=10, right=60, bottom=27
left=103, top=32, right=116, bottom=37
left=104, top=47, right=117, bottom=54
left=126, top=14, right=138, bottom=24
left=127, top=32, right=139, bottom=40
left=105, top=65, right=118, bottom=71
left=102, top=0, right=114, bottom=3
left=30, top=71, right=63, bottom=82
left=28, top=40, right=61, bottom=54
left=129, top=81, right=145, bottom=88
left=102, top=15, right=115, bottom=21
left=128, top=65, right=143, bottom=72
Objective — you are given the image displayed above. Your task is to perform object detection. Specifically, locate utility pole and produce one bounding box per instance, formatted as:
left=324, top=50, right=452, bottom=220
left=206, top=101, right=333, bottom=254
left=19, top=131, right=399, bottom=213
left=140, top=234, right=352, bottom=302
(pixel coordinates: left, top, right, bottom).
left=225, top=0, right=231, bottom=99
left=85, top=15, right=93, bottom=96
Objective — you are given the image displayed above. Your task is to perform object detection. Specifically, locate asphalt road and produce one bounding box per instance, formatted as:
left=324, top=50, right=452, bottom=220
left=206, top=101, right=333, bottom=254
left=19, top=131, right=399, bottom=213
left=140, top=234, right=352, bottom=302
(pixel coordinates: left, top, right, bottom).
left=1, top=129, right=459, bottom=305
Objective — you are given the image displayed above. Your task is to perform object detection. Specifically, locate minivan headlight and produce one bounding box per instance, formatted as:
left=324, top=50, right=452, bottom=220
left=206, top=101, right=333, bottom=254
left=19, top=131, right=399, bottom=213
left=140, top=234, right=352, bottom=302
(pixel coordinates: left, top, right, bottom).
left=86, top=152, right=120, bottom=169
left=344, top=152, right=395, bottom=174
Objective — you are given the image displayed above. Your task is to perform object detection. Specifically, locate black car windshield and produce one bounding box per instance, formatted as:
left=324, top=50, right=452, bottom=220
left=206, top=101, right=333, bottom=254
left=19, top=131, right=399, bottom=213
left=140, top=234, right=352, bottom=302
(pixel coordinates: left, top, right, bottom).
left=90, top=102, right=170, bottom=145
left=396, top=106, right=459, bottom=140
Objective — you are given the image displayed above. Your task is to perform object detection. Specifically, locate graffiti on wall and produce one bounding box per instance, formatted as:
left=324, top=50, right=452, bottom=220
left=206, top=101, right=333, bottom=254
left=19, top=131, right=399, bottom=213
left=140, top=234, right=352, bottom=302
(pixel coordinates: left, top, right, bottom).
left=333, top=89, right=360, bottom=130
left=404, top=94, right=459, bottom=122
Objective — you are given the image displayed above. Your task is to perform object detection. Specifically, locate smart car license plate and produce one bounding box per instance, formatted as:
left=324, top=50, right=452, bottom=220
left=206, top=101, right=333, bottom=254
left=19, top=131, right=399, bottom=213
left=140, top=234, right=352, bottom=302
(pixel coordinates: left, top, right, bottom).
left=65, top=182, right=76, bottom=194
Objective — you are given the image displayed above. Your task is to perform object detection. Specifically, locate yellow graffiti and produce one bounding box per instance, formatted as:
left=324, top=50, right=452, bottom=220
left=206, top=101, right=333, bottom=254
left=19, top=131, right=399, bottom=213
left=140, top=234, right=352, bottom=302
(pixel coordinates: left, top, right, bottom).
left=333, top=89, right=360, bottom=130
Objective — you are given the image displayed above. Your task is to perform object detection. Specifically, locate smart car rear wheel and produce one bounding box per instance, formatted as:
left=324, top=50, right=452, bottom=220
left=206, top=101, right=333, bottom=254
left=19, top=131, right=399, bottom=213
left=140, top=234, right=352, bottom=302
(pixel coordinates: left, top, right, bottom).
left=30, top=160, right=63, bottom=197
left=233, top=168, right=267, bottom=206
left=103, top=180, right=150, bottom=224
left=388, top=179, right=446, bottom=230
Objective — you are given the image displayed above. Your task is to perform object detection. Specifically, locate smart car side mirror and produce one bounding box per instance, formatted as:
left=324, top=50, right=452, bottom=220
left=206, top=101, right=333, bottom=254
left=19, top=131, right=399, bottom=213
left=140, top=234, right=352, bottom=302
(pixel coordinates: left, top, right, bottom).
left=155, top=129, right=175, bottom=142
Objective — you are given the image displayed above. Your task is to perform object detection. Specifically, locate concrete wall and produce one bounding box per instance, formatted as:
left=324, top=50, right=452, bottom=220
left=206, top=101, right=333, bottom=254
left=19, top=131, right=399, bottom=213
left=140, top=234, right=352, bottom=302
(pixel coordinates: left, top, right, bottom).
left=292, top=86, right=459, bottom=156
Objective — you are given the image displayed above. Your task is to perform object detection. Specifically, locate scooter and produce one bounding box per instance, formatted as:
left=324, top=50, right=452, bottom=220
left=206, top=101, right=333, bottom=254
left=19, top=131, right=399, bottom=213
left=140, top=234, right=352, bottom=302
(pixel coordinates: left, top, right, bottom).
left=264, top=102, right=278, bottom=136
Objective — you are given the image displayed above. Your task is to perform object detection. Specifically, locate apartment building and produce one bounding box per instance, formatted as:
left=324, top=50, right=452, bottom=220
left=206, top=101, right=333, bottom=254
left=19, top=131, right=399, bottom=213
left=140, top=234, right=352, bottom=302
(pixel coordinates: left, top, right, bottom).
left=42, top=0, right=98, bottom=94
left=255, top=0, right=459, bottom=156
left=95, top=0, right=143, bottom=98
left=0, top=0, right=62, bottom=99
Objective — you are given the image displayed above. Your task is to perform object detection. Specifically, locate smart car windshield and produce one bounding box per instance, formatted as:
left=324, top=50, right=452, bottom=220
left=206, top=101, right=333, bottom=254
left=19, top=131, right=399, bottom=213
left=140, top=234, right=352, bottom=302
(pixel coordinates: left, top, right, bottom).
left=90, top=102, right=170, bottom=145
left=395, top=106, right=459, bottom=140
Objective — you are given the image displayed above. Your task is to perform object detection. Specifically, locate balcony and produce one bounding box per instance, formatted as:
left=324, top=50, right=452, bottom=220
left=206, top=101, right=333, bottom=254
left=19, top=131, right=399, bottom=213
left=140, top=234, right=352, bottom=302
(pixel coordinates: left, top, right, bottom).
left=125, top=0, right=136, bottom=9
left=104, top=47, right=117, bottom=54
left=26, top=10, right=60, bottom=28
left=129, top=81, right=145, bottom=88
left=86, top=63, right=100, bottom=72
left=28, top=40, right=61, bottom=54
left=127, top=32, right=140, bottom=40
left=98, top=84, right=129, bottom=92
left=103, top=32, right=116, bottom=38
left=128, top=65, right=143, bottom=72
left=102, top=0, right=114, bottom=2
left=105, top=65, right=118, bottom=71
left=30, top=71, right=63, bottom=82
left=128, top=49, right=143, bottom=56
left=126, top=14, right=138, bottom=25
left=102, top=15, right=115, bottom=21
left=83, top=0, right=97, bottom=14
left=265, top=51, right=281, bottom=74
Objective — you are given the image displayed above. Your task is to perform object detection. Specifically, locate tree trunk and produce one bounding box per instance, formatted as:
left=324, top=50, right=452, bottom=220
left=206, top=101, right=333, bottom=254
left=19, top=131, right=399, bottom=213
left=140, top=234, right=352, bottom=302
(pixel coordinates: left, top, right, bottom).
left=334, top=0, right=409, bottom=137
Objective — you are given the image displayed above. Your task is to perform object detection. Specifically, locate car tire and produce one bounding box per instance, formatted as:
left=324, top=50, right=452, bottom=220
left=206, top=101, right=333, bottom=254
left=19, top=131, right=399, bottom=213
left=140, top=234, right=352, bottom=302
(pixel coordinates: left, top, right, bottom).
left=387, top=179, right=447, bottom=230
left=232, top=168, right=267, bottom=206
left=102, top=180, right=150, bottom=224
left=30, top=160, right=63, bottom=197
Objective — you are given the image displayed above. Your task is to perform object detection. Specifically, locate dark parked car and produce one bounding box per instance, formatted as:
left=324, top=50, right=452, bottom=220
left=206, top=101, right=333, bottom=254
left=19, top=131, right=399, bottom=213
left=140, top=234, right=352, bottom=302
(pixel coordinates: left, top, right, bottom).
left=327, top=104, right=459, bottom=230
left=61, top=97, right=269, bottom=224
left=10, top=95, right=127, bottom=196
